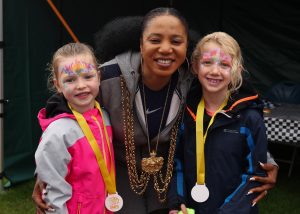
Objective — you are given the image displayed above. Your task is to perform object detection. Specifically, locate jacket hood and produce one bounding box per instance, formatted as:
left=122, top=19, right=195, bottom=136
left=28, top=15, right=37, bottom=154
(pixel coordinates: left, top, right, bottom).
left=46, top=93, right=72, bottom=118
left=38, top=93, right=74, bottom=131
left=115, top=51, right=194, bottom=104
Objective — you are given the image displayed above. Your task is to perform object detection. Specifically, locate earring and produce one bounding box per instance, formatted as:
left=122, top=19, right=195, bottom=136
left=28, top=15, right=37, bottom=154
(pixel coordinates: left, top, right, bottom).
left=185, top=57, right=190, bottom=71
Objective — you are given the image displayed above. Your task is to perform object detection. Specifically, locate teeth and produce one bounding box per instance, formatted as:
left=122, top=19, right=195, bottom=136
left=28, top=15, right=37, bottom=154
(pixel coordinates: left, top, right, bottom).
left=157, top=59, right=172, bottom=64
left=77, top=92, right=88, bottom=96
left=208, top=79, right=220, bottom=84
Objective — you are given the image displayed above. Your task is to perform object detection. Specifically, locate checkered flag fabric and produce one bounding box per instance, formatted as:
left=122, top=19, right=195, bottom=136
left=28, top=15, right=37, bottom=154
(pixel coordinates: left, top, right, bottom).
left=264, top=117, right=300, bottom=144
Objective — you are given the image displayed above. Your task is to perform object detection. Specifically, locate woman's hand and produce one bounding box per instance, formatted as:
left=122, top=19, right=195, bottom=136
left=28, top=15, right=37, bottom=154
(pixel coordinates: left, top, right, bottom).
left=249, top=162, right=278, bottom=206
left=32, top=178, right=55, bottom=213
left=169, top=204, right=188, bottom=214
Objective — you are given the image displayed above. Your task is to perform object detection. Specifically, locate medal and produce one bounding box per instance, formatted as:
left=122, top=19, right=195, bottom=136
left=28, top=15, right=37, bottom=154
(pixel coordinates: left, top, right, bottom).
left=191, top=183, right=209, bottom=203
left=191, top=97, right=227, bottom=203
left=105, top=193, right=123, bottom=212
left=141, top=151, right=164, bottom=174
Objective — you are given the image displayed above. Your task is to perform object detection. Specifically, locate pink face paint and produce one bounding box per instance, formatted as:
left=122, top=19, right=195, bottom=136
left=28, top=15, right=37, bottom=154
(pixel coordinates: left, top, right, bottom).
left=200, top=48, right=232, bottom=72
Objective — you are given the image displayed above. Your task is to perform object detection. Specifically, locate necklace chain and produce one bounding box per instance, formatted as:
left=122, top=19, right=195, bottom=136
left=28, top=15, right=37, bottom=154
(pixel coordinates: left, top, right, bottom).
left=120, top=76, right=181, bottom=202
left=141, top=76, right=172, bottom=154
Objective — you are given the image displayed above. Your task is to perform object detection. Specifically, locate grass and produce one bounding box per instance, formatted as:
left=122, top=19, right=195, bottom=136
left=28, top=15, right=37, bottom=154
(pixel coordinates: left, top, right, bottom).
left=0, top=147, right=299, bottom=213
left=259, top=144, right=300, bottom=214
left=259, top=165, right=300, bottom=213
left=0, top=179, right=36, bottom=214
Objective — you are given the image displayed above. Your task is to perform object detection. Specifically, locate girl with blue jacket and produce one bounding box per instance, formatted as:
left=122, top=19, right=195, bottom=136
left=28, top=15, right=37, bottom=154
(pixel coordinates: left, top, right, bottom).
left=168, top=32, right=270, bottom=214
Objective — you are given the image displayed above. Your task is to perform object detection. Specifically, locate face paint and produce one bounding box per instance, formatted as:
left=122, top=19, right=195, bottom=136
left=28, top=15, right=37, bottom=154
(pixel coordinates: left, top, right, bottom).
left=58, top=60, right=98, bottom=90
left=61, top=60, right=97, bottom=76
left=200, top=48, right=232, bottom=72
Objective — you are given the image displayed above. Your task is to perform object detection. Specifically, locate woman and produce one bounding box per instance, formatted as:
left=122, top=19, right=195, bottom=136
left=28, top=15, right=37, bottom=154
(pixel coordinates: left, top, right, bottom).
left=33, top=8, right=277, bottom=214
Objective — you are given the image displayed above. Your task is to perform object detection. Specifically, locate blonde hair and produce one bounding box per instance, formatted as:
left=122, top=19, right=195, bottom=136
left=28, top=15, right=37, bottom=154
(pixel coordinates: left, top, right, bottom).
left=191, top=32, right=244, bottom=94
left=47, top=42, right=100, bottom=92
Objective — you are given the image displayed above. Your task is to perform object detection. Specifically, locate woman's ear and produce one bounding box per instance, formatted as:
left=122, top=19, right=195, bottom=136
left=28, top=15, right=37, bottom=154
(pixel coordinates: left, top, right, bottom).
left=140, top=38, right=143, bottom=54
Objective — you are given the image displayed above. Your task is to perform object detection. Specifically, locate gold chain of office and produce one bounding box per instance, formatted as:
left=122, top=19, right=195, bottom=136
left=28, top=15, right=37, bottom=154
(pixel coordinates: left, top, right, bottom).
left=120, top=77, right=180, bottom=202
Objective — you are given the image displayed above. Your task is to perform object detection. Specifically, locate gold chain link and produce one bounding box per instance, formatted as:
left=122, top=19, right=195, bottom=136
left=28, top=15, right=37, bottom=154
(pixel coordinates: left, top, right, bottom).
left=120, top=77, right=181, bottom=202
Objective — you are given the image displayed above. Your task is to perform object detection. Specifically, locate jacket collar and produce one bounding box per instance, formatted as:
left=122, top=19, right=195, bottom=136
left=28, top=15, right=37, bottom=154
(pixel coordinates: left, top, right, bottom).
left=186, top=79, right=263, bottom=120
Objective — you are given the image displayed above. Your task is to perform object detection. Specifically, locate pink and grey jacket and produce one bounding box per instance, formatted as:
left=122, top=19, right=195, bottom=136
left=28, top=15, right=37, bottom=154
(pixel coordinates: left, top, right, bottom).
left=35, top=99, right=114, bottom=214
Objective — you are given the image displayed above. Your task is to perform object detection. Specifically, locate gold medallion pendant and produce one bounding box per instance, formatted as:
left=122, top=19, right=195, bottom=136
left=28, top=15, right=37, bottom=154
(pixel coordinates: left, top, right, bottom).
left=141, top=151, right=164, bottom=174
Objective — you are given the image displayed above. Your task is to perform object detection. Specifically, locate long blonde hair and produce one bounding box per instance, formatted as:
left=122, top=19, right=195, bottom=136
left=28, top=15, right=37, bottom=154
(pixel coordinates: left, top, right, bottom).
left=191, top=32, right=244, bottom=94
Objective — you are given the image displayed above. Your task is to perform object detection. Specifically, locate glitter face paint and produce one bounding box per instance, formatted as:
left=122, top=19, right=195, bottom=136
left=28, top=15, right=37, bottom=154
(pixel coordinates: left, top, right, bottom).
left=59, top=60, right=97, bottom=89
left=56, top=57, right=100, bottom=113
left=200, top=48, right=232, bottom=72
left=61, top=60, right=97, bottom=76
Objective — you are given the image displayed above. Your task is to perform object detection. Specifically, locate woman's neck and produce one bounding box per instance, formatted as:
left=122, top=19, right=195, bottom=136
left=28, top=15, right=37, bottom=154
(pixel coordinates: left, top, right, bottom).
left=141, top=69, right=171, bottom=91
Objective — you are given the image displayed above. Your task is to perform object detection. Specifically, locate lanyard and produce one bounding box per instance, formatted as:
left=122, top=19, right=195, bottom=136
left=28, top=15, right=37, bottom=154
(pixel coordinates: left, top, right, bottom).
left=195, top=97, right=228, bottom=184
left=69, top=101, right=116, bottom=194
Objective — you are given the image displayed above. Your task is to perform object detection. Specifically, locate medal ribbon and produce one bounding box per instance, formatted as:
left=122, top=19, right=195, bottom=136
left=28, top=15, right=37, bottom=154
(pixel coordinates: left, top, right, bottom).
left=195, top=97, right=228, bottom=184
left=69, top=101, right=116, bottom=194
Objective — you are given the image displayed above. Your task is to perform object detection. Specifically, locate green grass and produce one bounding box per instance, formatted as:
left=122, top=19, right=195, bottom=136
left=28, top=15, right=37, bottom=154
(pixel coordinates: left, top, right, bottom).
left=0, top=179, right=36, bottom=214
left=0, top=162, right=299, bottom=214
left=259, top=165, right=300, bottom=214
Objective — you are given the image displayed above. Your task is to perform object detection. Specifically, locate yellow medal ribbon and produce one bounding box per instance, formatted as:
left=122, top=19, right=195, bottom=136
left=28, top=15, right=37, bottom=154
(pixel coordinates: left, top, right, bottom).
left=195, top=96, right=228, bottom=184
left=69, top=101, right=116, bottom=194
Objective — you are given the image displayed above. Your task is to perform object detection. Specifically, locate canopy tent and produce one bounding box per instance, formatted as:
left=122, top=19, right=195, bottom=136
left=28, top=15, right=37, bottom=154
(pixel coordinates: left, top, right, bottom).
left=2, top=0, right=300, bottom=185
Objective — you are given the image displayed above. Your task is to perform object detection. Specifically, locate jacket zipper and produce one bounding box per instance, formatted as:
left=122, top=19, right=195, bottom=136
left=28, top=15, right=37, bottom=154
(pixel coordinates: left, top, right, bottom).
left=76, top=202, right=81, bottom=214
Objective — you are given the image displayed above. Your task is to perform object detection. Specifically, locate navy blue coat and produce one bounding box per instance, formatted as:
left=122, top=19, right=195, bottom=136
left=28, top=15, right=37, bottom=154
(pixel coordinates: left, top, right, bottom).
left=168, top=80, right=268, bottom=214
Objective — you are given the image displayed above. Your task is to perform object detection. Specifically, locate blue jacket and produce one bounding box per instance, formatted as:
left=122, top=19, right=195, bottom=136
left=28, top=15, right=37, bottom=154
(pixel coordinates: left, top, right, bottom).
left=168, top=80, right=268, bottom=214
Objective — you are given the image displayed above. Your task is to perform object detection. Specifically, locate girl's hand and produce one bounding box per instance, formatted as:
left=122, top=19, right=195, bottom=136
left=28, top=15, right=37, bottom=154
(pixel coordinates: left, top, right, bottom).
left=248, top=162, right=278, bottom=206
left=180, top=204, right=188, bottom=214
left=32, top=178, right=55, bottom=213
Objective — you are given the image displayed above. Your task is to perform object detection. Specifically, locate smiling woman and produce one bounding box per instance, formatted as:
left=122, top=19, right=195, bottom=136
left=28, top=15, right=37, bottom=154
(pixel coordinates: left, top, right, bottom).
left=97, top=8, right=193, bottom=213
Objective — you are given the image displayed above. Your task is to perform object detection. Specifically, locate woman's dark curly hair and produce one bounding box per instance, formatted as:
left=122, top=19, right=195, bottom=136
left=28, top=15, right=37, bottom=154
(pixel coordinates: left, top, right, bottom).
left=94, top=16, right=143, bottom=63
left=94, top=8, right=201, bottom=63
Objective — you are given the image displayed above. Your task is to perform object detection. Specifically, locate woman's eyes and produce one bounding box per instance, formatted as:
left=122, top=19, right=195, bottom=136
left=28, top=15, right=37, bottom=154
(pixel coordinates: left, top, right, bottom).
left=149, top=38, right=161, bottom=44
left=148, top=38, right=183, bottom=45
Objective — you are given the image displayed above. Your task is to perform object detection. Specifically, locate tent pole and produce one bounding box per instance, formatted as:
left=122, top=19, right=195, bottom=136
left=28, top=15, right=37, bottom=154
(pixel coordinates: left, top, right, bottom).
left=0, top=0, right=4, bottom=191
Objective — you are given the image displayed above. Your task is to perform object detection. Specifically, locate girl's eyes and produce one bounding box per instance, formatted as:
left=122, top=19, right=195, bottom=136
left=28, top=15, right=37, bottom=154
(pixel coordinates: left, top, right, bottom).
left=84, top=74, right=96, bottom=80
left=220, top=62, right=231, bottom=69
left=63, top=77, right=75, bottom=83
left=201, top=60, right=213, bottom=65
left=62, top=74, right=96, bottom=83
left=200, top=60, right=231, bottom=69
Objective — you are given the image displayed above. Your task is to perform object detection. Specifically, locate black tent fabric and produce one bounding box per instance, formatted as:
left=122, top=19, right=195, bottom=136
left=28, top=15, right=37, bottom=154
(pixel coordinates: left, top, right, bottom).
left=3, top=0, right=300, bottom=184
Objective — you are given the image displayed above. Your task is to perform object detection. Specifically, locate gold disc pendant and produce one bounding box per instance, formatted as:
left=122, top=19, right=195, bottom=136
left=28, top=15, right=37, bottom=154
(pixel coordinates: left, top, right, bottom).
left=141, top=151, right=164, bottom=174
